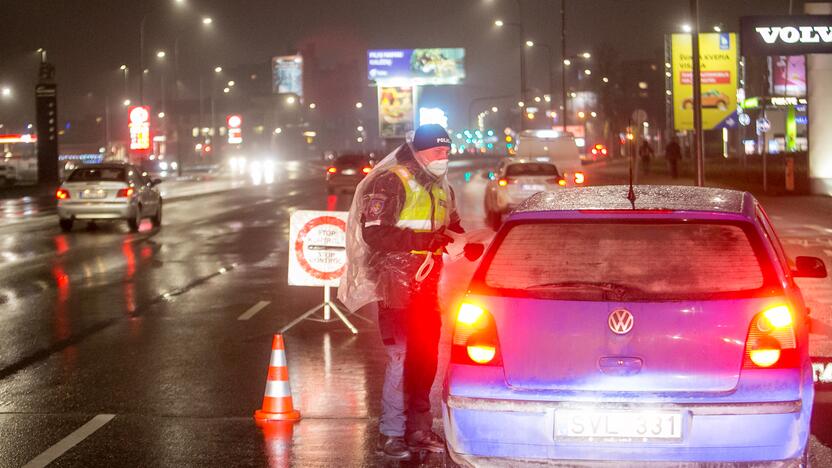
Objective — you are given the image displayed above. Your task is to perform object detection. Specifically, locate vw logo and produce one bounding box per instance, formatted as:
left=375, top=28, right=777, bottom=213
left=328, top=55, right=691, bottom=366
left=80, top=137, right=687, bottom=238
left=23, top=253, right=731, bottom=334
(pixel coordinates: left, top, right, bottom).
left=608, top=309, right=634, bottom=335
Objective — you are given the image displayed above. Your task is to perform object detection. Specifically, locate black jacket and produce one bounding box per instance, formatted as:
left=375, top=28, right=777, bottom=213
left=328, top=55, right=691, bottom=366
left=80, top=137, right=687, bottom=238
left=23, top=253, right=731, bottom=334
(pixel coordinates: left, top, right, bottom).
left=359, top=145, right=462, bottom=309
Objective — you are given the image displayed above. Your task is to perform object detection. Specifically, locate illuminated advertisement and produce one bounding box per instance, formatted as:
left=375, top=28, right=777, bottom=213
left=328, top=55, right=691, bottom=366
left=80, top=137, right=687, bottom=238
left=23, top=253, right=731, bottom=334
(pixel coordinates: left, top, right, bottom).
left=770, top=55, right=806, bottom=97
left=272, top=55, right=303, bottom=96
left=671, top=33, right=738, bottom=130
left=741, top=15, right=832, bottom=56
left=128, top=106, right=151, bottom=151
left=378, top=86, right=415, bottom=139
left=368, top=48, right=465, bottom=85
left=227, top=114, right=242, bottom=145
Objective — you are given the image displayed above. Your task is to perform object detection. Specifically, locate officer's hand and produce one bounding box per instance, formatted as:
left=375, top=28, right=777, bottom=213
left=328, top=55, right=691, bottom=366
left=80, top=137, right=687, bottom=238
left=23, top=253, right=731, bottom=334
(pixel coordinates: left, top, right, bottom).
left=428, top=227, right=454, bottom=251
left=464, top=243, right=485, bottom=261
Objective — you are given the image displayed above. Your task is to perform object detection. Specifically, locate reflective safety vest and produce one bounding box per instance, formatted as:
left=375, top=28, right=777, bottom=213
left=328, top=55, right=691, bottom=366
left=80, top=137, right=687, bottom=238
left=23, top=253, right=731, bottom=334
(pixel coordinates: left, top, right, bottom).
left=390, top=165, right=448, bottom=256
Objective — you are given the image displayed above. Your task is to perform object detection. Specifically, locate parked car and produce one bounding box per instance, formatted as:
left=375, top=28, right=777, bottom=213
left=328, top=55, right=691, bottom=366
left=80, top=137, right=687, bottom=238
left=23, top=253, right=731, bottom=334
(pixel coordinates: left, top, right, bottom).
left=444, top=185, right=824, bottom=467
left=682, top=89, right=730, bottom=110
left=56, top=163, right=162, bottom=232
left=483, top=159, right=584, bottom=229
left=326, top=154, right=373, bottom=195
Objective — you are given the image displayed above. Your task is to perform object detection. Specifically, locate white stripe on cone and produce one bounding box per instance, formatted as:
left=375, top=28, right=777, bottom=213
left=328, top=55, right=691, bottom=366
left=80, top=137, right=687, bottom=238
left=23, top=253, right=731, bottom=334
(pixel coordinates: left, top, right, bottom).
left=269, top=350, right=287, bottom=367
left=265, top=380, right=292, bottom=398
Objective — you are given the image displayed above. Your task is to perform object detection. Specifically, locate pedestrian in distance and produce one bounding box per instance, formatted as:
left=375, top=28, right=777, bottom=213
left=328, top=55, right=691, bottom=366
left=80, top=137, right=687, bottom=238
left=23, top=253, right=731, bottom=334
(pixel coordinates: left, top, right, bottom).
left=639, top=140, right=654, bottom=175
left=339, top=124, right=484, bottom=461
left=665, top=137, right=682, bottom=179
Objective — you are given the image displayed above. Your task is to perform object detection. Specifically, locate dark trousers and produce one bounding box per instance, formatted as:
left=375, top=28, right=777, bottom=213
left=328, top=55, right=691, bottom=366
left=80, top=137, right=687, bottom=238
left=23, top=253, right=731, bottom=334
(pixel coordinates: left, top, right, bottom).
left=377, top=285, right=442, bottom=437
left=668, top=159, right=679, bottom=179
left=404, top=289, right=441, bottom=435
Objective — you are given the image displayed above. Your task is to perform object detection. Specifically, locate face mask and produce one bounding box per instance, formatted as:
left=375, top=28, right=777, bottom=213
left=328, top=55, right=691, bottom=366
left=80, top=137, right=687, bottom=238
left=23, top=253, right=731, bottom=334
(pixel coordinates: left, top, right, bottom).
left=425, top=159, right=448, bottom=177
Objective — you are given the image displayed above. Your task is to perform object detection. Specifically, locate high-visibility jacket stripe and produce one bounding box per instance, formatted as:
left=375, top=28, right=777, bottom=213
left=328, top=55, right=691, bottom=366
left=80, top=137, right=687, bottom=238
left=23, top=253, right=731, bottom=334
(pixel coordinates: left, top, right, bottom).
left=396, top=219, right=432, bottom=230
left=265, top=380, right=292, bottom=398
left=269, top=351, right=287, bottom=367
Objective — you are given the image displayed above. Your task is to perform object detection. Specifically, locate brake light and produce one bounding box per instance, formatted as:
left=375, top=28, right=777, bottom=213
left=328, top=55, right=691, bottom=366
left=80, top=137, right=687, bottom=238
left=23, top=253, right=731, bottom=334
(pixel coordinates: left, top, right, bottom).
left=116, top=187, right=134, bottom=198
left=601, top=148, right=608, bottom=155
left=574, top=172, right=585, bottom=184
left=558, top=179, right=567, bottom=186
left=452, top=302, right=501, bottom=366
left=56, top=188, right=70, bottom=200
left=743, top=304, right=798, bottom=369
left=591, top=148, right=598, bottom=155
left=327, top=167, right=337, bottom=174
left=362, top=167, right=371, bottom=174
left=498, top=179, right=508, bottom=187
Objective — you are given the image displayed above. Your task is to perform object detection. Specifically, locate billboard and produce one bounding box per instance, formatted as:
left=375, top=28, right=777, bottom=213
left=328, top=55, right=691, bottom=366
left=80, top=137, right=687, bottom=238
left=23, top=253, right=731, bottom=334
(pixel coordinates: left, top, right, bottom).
left=770, top=55, right=806, bottom=97
left=378, top=86, right=415, bottom=139
left=368, top=48, right=465, bottom=85
left=741, top=15, right=832, bottom=56
left=272, top=55, right=303, bottom=96
left=128, top=106, right=151, bottom=151
left=671, top=33, right=738, bottom=131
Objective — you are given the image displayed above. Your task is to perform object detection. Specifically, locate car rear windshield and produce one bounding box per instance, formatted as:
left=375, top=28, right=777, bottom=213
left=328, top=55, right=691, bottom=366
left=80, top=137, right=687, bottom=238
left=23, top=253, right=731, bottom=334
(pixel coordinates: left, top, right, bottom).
left=481, top=221, right=774, bottom=300
left=67, top=167, right=126, bottom=182
left=506, top=163, right=558, bottom=177
left=336, top=155, right=369, bottom=167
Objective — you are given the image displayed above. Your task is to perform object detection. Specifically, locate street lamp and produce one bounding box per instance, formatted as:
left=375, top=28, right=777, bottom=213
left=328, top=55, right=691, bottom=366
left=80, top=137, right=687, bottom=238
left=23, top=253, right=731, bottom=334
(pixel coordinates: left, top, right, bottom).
left=1, top=87, right=11, bottom=98
left=355, top=101, right=363, bottom=109
left=681, top=23, right=692, bottom=33
left=214, top=66, right=223, bottom=73
left=123, top=99, right=131, bottom=107
left=286, top=95, right=297, bottom=105
left=494, top=19, right=528, bottom=113
left=227, top=80, right=235, bottom=87
left=156, top=50, right=167, bottom=59
left=491, top=106, right=499, bottom=112
left=309, top=102, right=317, bottom=109
left=202, top=17, right=213, bottom=25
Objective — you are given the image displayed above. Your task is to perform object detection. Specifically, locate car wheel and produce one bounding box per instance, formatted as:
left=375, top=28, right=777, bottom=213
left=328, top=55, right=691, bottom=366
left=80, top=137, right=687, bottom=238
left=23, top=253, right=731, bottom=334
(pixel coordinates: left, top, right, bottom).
left=151, top=201, right=162, bottom=228
left=127, top=207, right=141, bottom=232
left=59, top=218, right=74, bottom=232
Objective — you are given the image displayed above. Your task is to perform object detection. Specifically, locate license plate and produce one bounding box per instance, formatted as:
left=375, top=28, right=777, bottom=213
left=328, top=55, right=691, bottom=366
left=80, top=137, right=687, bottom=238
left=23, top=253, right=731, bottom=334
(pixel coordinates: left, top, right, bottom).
left=555, top=409, right=683, bottom=440
left=522, top=184, right=545, bottom=192
left=341, top=169, right=356, bottom=175
left=80, top=190, right=106, bottom=199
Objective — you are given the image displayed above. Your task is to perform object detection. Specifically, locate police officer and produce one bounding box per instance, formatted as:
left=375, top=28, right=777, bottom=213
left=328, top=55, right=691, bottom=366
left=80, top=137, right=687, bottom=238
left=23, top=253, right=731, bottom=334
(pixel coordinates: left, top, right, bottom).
left=360, top=124, right=462, bottom=460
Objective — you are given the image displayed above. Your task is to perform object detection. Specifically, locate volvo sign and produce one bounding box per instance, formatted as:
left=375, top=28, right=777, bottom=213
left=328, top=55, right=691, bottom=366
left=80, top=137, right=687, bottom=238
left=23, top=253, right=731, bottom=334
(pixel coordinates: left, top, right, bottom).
left=741, top=15, right=832, bottom=55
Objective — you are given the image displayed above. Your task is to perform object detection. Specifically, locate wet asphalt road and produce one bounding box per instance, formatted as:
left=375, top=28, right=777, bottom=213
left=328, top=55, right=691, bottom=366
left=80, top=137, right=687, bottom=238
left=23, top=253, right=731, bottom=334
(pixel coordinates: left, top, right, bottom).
left=0, top=158, right=830, bottom=467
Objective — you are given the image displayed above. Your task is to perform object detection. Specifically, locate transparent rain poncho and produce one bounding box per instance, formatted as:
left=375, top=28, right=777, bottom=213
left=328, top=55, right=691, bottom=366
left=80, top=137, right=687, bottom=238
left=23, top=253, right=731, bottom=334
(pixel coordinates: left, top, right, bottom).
left=337, top=143, right=452, bottom=313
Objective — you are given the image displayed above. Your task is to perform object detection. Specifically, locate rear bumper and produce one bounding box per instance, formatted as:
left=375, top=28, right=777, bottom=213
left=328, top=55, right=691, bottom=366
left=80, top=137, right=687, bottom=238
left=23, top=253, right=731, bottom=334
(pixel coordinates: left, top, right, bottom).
left=58, top=201, right=134, bottom=220
left=442, top=394, right=810, bottom=465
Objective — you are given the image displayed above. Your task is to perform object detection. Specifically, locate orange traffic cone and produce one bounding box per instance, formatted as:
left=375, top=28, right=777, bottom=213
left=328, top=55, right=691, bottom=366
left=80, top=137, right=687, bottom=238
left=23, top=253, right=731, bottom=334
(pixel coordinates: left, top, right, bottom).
left=254, top=334, right=301, bottom=422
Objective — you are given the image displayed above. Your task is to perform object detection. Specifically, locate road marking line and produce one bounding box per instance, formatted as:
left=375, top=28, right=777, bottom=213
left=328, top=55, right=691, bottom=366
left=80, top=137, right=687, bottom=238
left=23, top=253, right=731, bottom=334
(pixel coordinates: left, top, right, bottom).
left=22, top=414, right=115, bottom=468
left=238, top=301, right=270, bottom=320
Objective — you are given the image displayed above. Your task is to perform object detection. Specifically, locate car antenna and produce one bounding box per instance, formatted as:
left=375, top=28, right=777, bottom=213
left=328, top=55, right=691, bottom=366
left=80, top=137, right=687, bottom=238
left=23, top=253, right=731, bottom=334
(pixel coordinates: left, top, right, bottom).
left=626, top=119, right=637, bottom=209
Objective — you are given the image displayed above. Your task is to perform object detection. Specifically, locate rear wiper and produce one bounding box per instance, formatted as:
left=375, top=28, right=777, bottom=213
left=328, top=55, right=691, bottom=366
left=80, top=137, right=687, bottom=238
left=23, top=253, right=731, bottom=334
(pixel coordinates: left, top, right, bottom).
left=523, top=281, right=644, bottom=296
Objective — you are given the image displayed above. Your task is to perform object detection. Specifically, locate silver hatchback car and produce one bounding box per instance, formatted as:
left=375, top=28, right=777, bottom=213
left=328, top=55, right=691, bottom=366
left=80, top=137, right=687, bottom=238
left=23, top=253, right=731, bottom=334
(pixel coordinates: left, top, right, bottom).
left=56, top=163, right=162, bottom=232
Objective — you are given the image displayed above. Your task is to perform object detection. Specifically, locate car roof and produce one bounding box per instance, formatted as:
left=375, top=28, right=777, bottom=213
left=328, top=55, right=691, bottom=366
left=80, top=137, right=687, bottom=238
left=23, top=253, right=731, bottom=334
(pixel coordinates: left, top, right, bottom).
left=513, top=185, right=753, bottom=217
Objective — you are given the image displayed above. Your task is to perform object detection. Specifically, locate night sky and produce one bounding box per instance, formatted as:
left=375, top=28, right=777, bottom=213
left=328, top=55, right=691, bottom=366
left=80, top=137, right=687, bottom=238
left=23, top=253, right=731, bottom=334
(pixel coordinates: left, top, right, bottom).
left=0, top=0, right=802, bottom=131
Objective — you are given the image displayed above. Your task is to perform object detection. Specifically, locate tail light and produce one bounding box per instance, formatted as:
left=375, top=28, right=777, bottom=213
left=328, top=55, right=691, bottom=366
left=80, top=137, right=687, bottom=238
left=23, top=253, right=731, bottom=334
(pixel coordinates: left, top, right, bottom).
left=546, top=177, right=567, bottom=186
left=591, top=148, right=599, bottom=155
left=452, top=302, right=501, bottom=366
left=327, top=167, right=337, bottom=174
left=56, top=188, right=70, bottom=200
left=574, top=172, right=585, bottom=184
left=601, top=148, right=608, bottom=155
left=362, top=167, right=371, bottom=174
left=498, top=178, right=509, bottom=187
left=116, top=187, right=134, bottom=198
left=743, top=305, right=798, bottom=369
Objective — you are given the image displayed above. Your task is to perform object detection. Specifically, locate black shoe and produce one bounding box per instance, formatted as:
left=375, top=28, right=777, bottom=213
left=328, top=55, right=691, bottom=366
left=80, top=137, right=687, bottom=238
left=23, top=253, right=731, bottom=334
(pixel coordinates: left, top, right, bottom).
left=377, top=434, right=411, bottom=460
left=406, top=430, right=445, bottom=453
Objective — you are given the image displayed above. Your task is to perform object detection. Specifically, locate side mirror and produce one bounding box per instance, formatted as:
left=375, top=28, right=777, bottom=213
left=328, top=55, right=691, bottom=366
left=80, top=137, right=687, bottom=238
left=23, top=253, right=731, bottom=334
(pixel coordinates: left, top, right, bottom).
left=793, top=256, right=827, bottom=278
left=151, top=178, right=162, bottom=186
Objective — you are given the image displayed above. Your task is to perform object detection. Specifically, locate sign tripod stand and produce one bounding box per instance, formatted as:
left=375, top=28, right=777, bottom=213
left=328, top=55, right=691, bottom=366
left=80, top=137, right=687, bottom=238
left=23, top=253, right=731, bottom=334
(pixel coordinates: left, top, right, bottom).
left=280, top=285, right=360, bottom=334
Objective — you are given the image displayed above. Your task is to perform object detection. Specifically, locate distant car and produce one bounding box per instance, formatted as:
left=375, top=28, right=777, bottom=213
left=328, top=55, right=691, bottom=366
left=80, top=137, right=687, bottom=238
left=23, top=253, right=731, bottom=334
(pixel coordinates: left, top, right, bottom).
left=586, top=143, right=609, bottom=161
left=683, top=89, right=729, bottom=110
left=483, top=159, right=584, bottom=229
left=56, top=163, right=162, bottom=232
left=326, top=154, right=372, bottom=195
left=444, top=185, right=824, bottom=467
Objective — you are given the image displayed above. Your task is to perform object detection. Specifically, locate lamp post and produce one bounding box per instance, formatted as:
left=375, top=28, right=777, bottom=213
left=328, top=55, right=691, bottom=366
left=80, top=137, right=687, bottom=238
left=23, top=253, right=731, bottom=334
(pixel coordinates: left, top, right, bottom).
left=689, top=0, right=705, bottom=186
left=494, top=19, right=528, bottom=118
